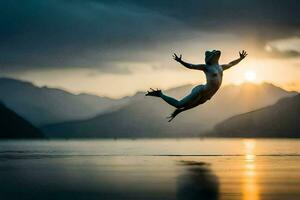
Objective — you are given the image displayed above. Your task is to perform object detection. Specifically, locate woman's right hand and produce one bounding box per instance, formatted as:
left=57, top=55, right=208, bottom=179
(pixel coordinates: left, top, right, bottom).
left=173, top=53, right=182, bottom=62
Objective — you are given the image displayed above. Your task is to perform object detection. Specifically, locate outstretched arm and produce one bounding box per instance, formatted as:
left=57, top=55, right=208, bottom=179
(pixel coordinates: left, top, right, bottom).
left=222, top=50, right=247, bottom=70
left=173, top=53, right=206, bottom=71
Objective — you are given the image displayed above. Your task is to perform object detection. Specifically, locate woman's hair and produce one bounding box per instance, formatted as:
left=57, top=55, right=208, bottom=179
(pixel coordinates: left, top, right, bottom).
left=205, top=50, right=221, bottom=65
left=205, top=51, right=214, bottom=65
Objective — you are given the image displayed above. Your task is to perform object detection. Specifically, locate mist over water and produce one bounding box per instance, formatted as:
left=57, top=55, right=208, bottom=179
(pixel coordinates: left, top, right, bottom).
left=0, top=139, right=300, bottom=200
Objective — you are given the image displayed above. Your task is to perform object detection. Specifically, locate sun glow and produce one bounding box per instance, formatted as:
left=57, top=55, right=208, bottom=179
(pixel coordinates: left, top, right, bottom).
left=244, top=70, right=257, bottom=82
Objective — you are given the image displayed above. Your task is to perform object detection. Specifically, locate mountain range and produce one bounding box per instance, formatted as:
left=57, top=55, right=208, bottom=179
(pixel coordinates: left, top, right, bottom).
left=42, top=82, right=296, bottom=138
left=212, top=94, right=300, bottom=138
left=0, top=102, right=44, bottom=139
left=0, top=77, right=129, bottom=126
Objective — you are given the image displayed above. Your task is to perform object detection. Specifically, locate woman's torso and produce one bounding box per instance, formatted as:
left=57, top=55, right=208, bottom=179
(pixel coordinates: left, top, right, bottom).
left=203, top=64, right=223, bottom=97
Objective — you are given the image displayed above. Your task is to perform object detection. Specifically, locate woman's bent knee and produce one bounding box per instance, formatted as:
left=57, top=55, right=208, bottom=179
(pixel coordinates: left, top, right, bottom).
left=175, top=101, right=186, bottom=108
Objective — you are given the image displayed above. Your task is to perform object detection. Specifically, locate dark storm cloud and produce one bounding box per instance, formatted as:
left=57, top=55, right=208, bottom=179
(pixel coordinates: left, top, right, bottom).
left=0, top=0, right=181, bottom=72
left=0, top=0, right=299, bottom=73
left=97, top=0, right=300, bottom=39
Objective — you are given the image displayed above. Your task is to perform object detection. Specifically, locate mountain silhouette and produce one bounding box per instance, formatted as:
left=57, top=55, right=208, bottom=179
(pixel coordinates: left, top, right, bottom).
left=0, top=77, right=129, bottom=126
left=212, top=94, right=300, bottom=138
left=42, top=83, right=296, bottom=138
left=0, top=102, right=44, bottom=139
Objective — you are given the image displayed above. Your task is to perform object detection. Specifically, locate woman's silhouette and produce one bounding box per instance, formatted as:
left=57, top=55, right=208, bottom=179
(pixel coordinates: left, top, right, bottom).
left=146, top=50, right=247, bottom=122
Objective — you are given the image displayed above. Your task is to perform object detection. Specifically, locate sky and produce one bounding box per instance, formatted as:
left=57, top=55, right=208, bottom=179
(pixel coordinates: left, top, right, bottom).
left=0, top=0, right=299, bottom=98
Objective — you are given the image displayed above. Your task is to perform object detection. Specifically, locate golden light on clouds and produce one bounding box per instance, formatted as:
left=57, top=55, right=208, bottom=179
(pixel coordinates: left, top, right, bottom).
left=265, top=36, right=300, bottom=53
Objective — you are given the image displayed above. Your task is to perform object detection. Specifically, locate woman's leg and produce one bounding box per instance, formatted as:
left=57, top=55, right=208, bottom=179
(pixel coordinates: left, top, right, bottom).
left=167, top=85, right=206, bottom=121
left=146, top=85, right=205, bottom=108
left=145, top=88, right=183, bottom=108
left=160, top=93, right=182, bottom=108
left=161, top=85, right=204, bottom=108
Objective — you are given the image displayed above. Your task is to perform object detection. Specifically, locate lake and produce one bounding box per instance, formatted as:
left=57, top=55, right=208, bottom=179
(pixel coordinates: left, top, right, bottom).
left=0, top=139, right=300, bottom=200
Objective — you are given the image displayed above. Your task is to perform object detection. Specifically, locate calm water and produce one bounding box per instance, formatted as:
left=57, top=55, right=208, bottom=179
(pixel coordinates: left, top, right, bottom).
left=0, top=139, right=300, bottom=200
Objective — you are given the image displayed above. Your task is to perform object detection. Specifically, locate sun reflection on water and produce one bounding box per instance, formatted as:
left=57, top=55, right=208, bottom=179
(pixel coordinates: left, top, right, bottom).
left=243, top=139, right=259, bottom=200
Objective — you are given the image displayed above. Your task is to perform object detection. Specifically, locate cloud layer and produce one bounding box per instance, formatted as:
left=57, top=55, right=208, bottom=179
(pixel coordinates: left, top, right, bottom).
left=0, top=0, right=299, bottom=73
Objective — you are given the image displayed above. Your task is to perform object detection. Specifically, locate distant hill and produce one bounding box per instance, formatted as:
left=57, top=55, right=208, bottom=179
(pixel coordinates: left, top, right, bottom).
left=43, top=82, right=296, bottom=138
left=0, top=102, right=44, bottom=139
left=0, top=77, right=129, bottom=126
left=212, top=94, right=300, bottom=138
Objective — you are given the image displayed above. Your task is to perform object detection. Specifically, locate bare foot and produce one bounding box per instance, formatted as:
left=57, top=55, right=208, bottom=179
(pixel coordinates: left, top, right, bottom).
left=167, top=108, right=184, bottom=122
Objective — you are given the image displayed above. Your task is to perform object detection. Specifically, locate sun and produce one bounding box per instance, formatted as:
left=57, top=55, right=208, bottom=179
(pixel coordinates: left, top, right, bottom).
left=244, top=70, right=257, bottom=82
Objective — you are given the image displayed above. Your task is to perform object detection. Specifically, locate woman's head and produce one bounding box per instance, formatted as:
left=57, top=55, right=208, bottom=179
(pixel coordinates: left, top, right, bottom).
left=205, top=50, right=221, bottom=65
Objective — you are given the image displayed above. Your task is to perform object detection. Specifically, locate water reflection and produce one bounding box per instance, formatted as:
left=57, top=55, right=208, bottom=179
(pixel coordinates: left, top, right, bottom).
left=177, top=161, right=219, bottom=200
left=2, top=139, right=300, bottom=200
left=243, top=140, right=259, bottom=200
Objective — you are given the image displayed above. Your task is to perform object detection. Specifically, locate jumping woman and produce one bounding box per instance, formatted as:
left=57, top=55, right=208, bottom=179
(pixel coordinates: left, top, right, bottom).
left=146, top=50, right=247, bottom=122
